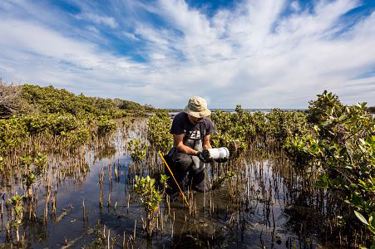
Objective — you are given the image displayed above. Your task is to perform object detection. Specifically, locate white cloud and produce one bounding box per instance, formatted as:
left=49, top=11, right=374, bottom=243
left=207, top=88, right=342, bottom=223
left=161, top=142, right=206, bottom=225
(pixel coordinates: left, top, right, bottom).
left=290, top=1, right=300, bottom=12
left=0, top=0, right=374, bottom=108
left=76, top=12, right=118, bottom=29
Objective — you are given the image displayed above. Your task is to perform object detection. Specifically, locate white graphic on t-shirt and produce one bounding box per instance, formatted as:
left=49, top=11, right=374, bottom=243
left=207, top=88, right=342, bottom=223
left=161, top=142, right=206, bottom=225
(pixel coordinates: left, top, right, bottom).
left=188, top=130, right=201, bottom=140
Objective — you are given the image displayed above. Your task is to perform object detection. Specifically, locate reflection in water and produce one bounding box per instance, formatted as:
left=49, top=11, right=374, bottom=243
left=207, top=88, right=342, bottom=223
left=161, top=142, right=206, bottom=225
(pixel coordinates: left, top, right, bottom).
left=0, top=119, right=344, bottom=248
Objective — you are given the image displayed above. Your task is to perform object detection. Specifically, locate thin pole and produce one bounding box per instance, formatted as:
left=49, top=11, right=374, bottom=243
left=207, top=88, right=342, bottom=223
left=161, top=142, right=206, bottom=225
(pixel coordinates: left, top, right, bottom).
left=158, top=151, right=190, bottom=208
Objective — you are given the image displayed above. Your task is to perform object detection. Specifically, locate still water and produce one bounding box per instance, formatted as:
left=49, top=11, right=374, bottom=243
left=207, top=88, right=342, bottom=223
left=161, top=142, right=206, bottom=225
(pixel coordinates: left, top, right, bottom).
left=0, top=120, right=327, bottom=248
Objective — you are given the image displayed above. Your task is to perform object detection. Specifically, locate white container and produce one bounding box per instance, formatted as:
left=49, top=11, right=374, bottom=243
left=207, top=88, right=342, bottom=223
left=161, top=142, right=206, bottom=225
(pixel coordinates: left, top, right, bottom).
left=208, top=147, right=230, bottom=160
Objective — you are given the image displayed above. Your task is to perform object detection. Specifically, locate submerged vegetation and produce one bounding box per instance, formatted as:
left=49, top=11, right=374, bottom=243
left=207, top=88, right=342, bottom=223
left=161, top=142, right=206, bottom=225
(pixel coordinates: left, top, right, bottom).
left=134, top=175, right=168, bottom=237
left=0, top=82, right=374, bottom=248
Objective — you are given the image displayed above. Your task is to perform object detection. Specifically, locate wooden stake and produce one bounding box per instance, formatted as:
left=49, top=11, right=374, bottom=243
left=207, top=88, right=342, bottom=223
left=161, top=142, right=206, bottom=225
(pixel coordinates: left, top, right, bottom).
left=158, top=151, right=189, bottom=208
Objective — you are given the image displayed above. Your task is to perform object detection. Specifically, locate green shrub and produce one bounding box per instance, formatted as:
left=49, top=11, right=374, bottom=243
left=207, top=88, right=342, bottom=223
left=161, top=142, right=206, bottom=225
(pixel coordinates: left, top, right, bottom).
left=284, top=91, right=375, bottom=242
left=97, top=116, right=117, bottom=136
left=147, top=111, right=173, bottom=154
left=127, top=139, right=147, bottom=163
left=0, top=117, right=28, bottom=153
left=134, top=175, right=162, bottom=237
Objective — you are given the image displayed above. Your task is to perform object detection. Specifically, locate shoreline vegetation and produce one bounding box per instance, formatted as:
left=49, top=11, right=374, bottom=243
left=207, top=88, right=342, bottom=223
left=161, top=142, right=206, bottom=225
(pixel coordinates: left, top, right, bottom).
left=0, top=81, right=154, bottom=157
left=165, top=108, right=308, bottom=113
left=0, top=82, right=374, bottom=248
left=0, top=81, right=155, bottom=119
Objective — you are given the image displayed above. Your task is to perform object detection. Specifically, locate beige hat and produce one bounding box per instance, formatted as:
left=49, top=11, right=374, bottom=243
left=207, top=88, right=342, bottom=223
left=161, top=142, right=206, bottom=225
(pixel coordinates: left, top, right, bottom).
left=184, top=96, right=211, bottom=118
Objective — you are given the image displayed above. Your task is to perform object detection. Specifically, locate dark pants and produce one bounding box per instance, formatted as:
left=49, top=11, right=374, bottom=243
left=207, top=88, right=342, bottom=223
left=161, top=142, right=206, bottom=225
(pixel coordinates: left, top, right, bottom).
left=165, top=151, right=206, bottom=193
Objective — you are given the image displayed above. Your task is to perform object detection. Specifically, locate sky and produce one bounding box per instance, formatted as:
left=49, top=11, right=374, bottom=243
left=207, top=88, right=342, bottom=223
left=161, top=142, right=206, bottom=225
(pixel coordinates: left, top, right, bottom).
left=0, top=0, right=374, bottom=109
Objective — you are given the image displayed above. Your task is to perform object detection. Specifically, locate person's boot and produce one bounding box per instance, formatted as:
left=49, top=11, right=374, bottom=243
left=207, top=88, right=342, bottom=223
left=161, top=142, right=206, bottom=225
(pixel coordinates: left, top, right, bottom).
left=190, top=169, right=209, bottom=192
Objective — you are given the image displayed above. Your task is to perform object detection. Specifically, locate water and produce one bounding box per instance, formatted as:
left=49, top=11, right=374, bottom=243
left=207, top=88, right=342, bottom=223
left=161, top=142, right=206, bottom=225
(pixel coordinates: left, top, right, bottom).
left=0, top=119, right=330, bottom=248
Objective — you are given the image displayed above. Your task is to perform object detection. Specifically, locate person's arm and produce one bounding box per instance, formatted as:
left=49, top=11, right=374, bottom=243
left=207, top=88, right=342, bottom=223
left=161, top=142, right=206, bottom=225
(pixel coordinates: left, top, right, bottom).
left=202, top=134, right=212, bottom=150
left=203, top=119, right=214, bottom=150
left=173, top=134, right=199, bottom=155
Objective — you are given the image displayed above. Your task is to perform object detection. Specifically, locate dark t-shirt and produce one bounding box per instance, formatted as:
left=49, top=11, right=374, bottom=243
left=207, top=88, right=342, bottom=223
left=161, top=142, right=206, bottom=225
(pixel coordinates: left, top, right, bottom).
left=170, top=112, right=214, bottom=148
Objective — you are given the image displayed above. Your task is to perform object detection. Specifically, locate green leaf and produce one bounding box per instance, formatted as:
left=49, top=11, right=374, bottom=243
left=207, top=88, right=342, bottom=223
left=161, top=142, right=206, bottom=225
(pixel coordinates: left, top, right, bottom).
left=354, top=210, right=369, bottom=225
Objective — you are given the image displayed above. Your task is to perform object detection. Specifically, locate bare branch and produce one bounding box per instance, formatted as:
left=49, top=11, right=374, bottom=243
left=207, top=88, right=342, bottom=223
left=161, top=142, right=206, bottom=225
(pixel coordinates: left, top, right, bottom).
left=0, top=80, right=22, bottom=117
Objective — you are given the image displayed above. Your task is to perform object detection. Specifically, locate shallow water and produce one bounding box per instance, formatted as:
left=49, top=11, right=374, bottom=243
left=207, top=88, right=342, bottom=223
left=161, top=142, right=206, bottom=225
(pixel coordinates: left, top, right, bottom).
left=0, top=121, right=330, bottom=248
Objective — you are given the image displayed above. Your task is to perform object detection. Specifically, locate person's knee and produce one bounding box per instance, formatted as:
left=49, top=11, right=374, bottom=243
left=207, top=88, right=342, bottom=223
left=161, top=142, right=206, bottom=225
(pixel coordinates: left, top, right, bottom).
left=192, top=170, right=205, bottom=182
left=191, top=171, right=207, bottom=192
left=174, top=153, right=193, bottom=171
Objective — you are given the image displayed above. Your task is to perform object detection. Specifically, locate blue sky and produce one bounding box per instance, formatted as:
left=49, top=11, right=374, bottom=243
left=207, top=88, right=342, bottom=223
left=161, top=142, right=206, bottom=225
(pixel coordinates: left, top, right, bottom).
left=0, top=0, right=374, bottom=108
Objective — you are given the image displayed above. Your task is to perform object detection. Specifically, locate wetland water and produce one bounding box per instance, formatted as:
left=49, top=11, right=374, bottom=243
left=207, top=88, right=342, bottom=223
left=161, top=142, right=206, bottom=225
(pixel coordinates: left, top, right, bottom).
left=1, top=119, right=328, bottom=248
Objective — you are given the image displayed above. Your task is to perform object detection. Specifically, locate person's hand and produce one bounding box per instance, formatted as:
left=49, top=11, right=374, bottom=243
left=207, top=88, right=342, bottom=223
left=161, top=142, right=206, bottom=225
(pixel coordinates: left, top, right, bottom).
left=197, top=150, right=211, bottom=163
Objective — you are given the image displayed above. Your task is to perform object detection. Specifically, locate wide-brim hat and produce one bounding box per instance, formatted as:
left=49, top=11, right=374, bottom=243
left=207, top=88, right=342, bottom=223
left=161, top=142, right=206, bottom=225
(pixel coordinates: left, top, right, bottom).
left=184, top=96, right=211, bottom=118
